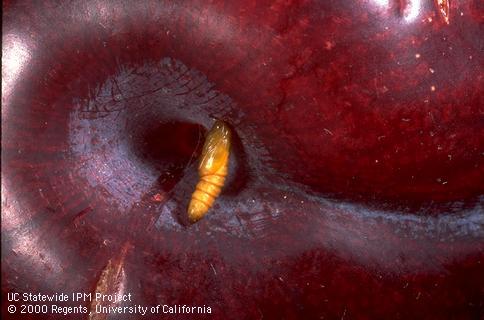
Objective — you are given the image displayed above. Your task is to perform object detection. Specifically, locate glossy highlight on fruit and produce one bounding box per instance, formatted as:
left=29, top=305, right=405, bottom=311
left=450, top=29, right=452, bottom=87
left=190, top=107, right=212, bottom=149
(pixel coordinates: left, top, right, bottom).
left=2, top=0, right=483, bottom=319
left=188, top=120, right=231, bottom=223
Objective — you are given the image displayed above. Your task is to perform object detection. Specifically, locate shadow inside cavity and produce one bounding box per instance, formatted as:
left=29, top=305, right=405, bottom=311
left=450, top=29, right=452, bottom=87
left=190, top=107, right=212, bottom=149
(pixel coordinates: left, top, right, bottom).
left=130, top=120, right=206, bottom=193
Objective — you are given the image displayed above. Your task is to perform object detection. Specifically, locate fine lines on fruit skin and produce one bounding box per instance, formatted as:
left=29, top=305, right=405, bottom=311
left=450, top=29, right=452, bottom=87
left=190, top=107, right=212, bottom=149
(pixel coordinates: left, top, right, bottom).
left=89, top=243, right=130, bottom=320
left=188, top=120, right=231, bottom=223
left=77, top=58, right=233, bottom=120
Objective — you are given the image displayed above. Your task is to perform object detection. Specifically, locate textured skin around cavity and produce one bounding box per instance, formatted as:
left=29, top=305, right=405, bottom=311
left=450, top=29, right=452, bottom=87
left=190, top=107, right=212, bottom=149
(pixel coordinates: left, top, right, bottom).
left=188, top=121, right=231, bottom=222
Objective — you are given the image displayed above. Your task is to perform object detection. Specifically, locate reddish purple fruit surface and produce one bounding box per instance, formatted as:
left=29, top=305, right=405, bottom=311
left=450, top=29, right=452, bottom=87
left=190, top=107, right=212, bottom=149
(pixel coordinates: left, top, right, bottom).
left=2, top=0, right=483, bottom=319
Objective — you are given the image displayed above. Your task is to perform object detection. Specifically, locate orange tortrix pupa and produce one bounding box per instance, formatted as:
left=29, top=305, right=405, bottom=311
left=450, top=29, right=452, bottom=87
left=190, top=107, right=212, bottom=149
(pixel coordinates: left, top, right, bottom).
left=188, top=120, right=231, bottom=222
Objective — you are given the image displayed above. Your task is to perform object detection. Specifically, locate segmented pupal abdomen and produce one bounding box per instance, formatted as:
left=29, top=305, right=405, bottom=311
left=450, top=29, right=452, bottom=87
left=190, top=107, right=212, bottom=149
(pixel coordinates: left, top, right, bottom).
left=188, top=120, right=231, bottom=223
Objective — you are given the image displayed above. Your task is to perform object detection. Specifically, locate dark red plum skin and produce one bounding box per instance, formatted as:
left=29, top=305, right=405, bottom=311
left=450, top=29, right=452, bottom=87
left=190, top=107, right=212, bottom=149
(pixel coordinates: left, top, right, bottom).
left=1, top=1, right=483, bottom=319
